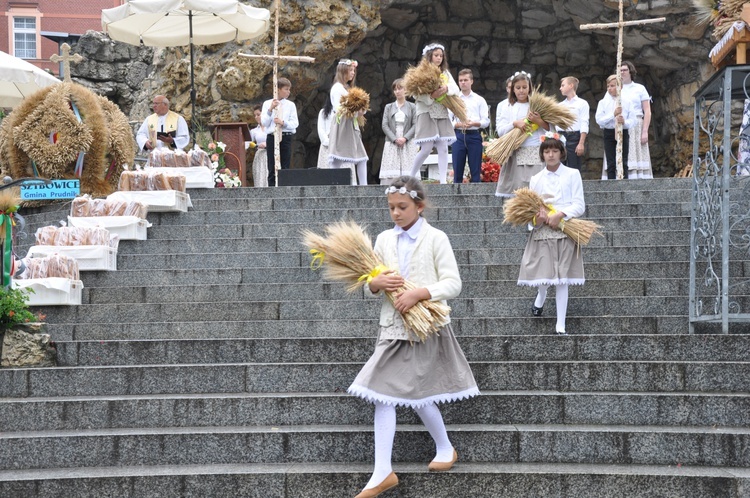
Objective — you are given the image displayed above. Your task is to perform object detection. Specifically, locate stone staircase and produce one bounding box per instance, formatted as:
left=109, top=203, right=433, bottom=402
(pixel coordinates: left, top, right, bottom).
left=1, top=178, right=749, bottom=497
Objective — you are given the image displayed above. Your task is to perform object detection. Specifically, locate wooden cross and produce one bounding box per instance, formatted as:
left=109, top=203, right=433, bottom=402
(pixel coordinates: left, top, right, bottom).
left=238, top=0, right=315, bottom=186
left=580, top=2, right=665, bottom=179
left=50, top=43, right=83, bottom=83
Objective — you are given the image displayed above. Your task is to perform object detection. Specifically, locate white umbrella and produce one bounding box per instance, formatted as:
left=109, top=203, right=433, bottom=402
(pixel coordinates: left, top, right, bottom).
left=102, top=0, right=271, bottom=128
left=0, top=50, right=60, bottom=108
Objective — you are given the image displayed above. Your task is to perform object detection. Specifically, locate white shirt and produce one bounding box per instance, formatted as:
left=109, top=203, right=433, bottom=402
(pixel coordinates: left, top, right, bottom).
left=450, top=91, right=490, bottom=130
left=529, top=165, right=585, bottom=219
left=330, top=82, right=349, bottom=111
left=621, top=82, right=650, bottom=117
left=261, top=98, right=298, bottom=134
left=595, top=92, right=636, bottom=130
left=557, top=95, right=589, bottom=134
left=136, top=113, right=189, bottom=151
left=394, top=216, right=424, bottom=279
left=317, top=108, right=333, bottom=146
left=250, top=125, right=266, bottom=145
left=496, top=98, right=510, bottom=133
left=497, top=101, right=544, bottom=146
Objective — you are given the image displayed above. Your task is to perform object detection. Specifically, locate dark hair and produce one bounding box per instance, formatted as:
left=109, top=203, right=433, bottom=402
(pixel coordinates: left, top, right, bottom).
left=509, top=73, right=532, bottom=105
left=321, top=91, right=334, bottom=119
left=538, top=137, right=567, bottom=162
left=422, top=43, right=448, bottom=72
left=388, top=175, right=426, bottom=205
left=277, top=77, right=292, bottom=89
left=253, top=104, right=262, bottom=112
left=621, top=61, right=637, bottom=78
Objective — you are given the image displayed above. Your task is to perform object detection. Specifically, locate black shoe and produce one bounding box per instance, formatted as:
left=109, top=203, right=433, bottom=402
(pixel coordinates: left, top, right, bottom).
left=555, top=330, right=568, bottom=336
left=532, top=305, right=543, bottom=317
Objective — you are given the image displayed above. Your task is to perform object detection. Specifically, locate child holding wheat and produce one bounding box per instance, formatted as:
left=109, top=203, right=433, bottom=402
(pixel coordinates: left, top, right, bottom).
left=349, top=175, right=479, bottom=497
left=517, top=133, right=586, bottom=336
left=407, top=43, right=461, bottom=184
left=328, top=59, right=369, bottom=185
left=494, top=71, right=550, bottom=197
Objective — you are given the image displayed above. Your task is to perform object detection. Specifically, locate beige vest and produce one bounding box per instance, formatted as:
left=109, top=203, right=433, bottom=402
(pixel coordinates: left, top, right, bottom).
left=147, top=111, right=180, bottom=147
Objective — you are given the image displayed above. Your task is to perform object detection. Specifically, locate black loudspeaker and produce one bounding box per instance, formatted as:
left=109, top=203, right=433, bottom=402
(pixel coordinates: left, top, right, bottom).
left=278, top=168, right=352, bottom=186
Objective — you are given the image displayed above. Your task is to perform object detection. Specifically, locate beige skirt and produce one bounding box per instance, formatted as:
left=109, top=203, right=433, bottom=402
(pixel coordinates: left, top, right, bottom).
left=348, top=323, right=479, bottom=409
left=328, top=116, right=368, bottom=164
left=252, top=148, right=268, bottom=188
left=413, top=113, right=456, bottom=145
left=495, top=146, right=544, bottom=198
left=627, top=120, right=653, bottom=179
left=518, top=227, right=585, bottom=286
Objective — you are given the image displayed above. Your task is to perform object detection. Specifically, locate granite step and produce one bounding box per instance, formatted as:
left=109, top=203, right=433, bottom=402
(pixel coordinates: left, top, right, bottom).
left=110, top=229, right=691, bottom=255
left=0, top=462, right=745, bottom=498
left=81, top=278, right=691, bottom=305
left=44, top=315, right=690, bottom=342
left=1, top=423, right=749, bottom=470
left=32, top=296, right=694, bottom=324
left=2, top=390, right=748, bottom=432
left=1, top=361, right=747, bottom=398
left=54, top=335, right=750, bottom=367
left=70, top=261, right=700, bottom=288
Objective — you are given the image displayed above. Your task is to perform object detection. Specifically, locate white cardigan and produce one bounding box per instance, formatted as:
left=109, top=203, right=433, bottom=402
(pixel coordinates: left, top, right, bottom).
left=367, top=221, right=462, bottom=338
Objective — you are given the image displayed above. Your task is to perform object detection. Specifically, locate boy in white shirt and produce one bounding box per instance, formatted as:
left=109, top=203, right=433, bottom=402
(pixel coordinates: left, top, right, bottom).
left=557, top=76, right=589, bottom=171
left=261, top=77, right=299, bottom=185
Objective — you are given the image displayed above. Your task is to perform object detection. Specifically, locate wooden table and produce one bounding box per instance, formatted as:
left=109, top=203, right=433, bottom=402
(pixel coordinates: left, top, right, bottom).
left=210, top=122, right=251, bottom=187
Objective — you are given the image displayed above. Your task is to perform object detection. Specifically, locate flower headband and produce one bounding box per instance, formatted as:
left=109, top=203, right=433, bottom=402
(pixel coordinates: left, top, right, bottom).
left=513, top=71, right=531, bottom=79
left=338, top=59, right=358, bottom=67
left=385, top=185, right=421, bottom=199
left=540, top=131, right=566, bottom=145
left=422, top=43, right=445, bottom=56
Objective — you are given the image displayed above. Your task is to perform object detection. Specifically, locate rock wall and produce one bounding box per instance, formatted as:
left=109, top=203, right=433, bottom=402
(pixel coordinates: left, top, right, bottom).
left=71, top=0, right=714, bottom=179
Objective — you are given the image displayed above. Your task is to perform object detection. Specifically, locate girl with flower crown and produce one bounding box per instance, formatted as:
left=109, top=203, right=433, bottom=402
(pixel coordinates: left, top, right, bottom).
left=349, top=175, right=479, bottom=497
left=250, top=104, right=268, bottom=187
left=328, top=59, right=369, bottom=185
left=520, top=133, right=585, bottom=336
left=408, top=43, right=459, bottom=184
left=495, top=71, right=550, bottom=197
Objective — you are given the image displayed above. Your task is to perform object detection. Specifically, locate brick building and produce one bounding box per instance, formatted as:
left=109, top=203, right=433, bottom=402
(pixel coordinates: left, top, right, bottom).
left=0, top=0, right=122, bottom=76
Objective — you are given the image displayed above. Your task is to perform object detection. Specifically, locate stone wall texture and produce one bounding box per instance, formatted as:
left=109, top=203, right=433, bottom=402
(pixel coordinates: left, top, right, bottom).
left=71, top=0, right=712, bottom=179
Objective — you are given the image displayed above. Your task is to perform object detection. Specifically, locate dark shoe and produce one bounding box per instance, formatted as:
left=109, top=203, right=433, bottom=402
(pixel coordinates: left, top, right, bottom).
left=428, top=449, right=458, bottom=471
left=532, top=305, right=543, bottom=317
left=355, top=472, right=398, bottom=498
left=555, top=329, right=568, bottom=336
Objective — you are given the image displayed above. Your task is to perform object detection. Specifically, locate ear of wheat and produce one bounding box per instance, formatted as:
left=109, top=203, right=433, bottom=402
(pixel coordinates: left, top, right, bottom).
left=339, top=87, right=370, bottom=128
left=403, top=60, right=468, bottom=122
left=503, top=187, right=603, bottom=246
left=301, top=220, right=451, bottom=342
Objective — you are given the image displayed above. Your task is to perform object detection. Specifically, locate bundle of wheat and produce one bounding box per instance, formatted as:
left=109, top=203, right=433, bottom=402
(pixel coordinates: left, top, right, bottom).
left=339, top=87, right=370, bottom=128
left=402, top=60, right=468, bottom=122
left=503, top=188, right=603, bottom=246
left=301, top=220, right=451, bottom=342
left=485, top=88, right=576, bottom=166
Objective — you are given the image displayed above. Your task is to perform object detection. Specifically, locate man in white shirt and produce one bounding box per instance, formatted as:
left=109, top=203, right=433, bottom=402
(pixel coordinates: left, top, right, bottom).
left=136, top=95, right=189, bottom=152
left=450, top=69, right=490, bottom=183
left=261, top=77, right=299, bottom=185
left=557, top=76, right=589, bottom=171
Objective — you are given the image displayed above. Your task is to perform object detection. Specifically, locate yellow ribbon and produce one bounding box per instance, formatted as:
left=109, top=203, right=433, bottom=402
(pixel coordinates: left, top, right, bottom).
left=309, top=249, right=325, bottom=270
left=524, top=118, right=539, bottom=137
left=357, top=264, right=389, bottom=284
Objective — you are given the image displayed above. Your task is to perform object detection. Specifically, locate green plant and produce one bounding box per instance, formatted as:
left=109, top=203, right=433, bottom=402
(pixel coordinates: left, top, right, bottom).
left=0, top=287, right=39, bottom=327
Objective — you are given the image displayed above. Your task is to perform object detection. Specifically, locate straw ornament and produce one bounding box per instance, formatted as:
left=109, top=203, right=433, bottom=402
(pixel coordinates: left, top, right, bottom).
left=503, top=188, right=603, bottom=246
left=301, top=220, right=451, bottom=342
left=485, top=87, right=576, bottom=166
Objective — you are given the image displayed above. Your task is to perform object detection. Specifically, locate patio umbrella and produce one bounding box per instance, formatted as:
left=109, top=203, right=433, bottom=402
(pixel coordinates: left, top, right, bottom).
left=0, top=50, right=59, bottom=108
left=102, top=0, right=271, bottom=131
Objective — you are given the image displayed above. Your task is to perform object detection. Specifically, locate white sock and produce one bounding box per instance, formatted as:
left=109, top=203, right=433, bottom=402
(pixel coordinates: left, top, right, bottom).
left=356, top=160, right=368, bottom=186
left=365, top=402, right=396, bottom=489
left=436, top=142, right=449, bottom=184
left=535, top=285, right=549, bottom=309
left=411, top=141, right=434, bottom=177
left=414, top=403, right=454, bottom=462
left=556, top=284, right=569, bottom=332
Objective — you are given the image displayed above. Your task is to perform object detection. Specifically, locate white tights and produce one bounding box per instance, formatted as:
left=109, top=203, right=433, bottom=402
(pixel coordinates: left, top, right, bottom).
left=364, top=401, right=453, bottom=489
left=409, top=140, right=449, bottom=183
left=330, top=158, right=368, bottom=185
left=535, top=284, right=569, bottom=333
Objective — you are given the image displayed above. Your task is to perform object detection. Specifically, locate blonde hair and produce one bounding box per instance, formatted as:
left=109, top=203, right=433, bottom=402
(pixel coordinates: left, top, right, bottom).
left=561, top=76, right=579, bottom=91
left=334, top=63, right=355, bottom=87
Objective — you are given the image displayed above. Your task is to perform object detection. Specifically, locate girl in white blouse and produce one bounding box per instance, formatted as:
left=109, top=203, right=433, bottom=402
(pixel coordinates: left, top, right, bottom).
left=380, top=78, right=417, bottom=184
left=249, top=104, right=268, bottom=187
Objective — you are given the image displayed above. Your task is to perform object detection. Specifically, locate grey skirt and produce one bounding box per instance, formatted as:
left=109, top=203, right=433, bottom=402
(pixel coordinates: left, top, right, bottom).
left=348, top=323, right=479, bottom=409
left=413, top=113, right=456, bottom=145
left=495, top=145, right=544, bottom=198
left=328, top=116, right=368, bottom=164
left=518, top=230, right=585, bottom=286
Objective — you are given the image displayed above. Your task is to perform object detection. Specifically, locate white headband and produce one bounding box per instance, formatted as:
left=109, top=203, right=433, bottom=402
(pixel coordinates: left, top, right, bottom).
left=422, top=43, right=445, bottom=57
left=385, top=185, right=420, bottom=199
left=513, top=71, right=531, bottom=79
